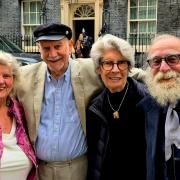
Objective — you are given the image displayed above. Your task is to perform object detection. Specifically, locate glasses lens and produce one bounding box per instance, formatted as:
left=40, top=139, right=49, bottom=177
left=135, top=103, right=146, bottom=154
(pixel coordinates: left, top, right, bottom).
left=101, top=61, right=113, bottom=70
left=149, top=57, right=162, bottom=68
left=117, top=61, right=128, bottom=70
left=166, top=55, right=180, bottom=66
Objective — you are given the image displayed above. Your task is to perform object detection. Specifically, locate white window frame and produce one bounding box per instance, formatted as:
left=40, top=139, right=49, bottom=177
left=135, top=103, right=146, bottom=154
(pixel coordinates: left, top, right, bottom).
left=128, top=0, right=158, bottom=51
left=21, top=0, right=42, bottom=52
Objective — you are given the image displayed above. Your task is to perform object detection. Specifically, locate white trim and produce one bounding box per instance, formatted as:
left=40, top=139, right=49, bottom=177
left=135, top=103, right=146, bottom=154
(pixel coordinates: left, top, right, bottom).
left=127, top=0, right=157, bottom=42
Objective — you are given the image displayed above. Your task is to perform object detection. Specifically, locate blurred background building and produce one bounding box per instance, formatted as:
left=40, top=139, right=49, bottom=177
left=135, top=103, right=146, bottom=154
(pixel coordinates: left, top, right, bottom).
left=0, top=0, right=180, bottom=67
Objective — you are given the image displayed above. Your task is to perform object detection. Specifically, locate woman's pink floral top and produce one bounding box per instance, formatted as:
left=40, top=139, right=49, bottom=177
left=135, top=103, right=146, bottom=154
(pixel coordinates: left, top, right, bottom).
left=0, top=99, right=37, bottom=180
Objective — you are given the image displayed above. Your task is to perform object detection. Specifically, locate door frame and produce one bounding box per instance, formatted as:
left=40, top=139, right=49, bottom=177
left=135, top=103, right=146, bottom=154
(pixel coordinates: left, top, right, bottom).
left=60, top=0, right=103, bottom=42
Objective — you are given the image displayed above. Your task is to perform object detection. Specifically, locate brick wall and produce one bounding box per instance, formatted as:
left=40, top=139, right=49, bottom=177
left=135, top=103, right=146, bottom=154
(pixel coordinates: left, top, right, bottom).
left=46, top=0, right=60, bottom=23
left=104, top=0, right=128, bottom=38
left=0, top=0, right=21, bottom=35
left=157, top=0, right=180, bottom=36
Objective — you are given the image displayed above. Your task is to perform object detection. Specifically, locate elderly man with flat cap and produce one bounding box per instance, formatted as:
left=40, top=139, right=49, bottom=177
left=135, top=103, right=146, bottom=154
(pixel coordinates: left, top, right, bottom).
left=16, top=23, right=145, bottom=180
left=16, top=22, right=103, bottom=180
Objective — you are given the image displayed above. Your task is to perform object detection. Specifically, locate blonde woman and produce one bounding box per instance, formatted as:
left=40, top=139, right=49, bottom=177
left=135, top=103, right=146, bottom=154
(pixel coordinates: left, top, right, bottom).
left=0, top=52, right=37, bottom=180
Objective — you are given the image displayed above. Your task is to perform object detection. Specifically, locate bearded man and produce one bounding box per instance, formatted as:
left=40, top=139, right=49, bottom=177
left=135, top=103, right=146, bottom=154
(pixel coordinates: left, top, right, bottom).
left=137, top=34, right=180, bottom=180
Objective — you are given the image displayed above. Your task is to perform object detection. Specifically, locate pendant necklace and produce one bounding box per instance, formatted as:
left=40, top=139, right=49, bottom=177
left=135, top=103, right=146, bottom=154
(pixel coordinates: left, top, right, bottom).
left=107, top=82, right=129, bottom=119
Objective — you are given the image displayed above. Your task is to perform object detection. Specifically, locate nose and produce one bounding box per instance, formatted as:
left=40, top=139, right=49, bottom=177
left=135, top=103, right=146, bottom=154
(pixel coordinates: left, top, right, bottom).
left=49, top=48, right=58, bottom=58
left=159, top=60, right=171, bottom=72
left=111, top=63, right=119, bottom=72
left=0, top=75, right=5, bottom=83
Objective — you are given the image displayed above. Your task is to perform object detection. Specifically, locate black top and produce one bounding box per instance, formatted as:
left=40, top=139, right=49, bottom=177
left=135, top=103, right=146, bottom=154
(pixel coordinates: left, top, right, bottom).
left=87, top=77, right=148, bottom=180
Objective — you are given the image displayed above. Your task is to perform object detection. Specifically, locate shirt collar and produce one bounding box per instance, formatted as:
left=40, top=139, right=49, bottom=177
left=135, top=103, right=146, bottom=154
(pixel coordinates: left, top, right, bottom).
left=46, top=63, right=70, bottom=82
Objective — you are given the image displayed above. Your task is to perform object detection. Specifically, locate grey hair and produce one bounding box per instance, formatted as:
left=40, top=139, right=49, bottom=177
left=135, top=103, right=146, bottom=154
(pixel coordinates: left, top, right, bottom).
left=148, top=34, right=180, bottom=55
left=0, top=51, right=20, bottom=97
left=90, top=34, right=135, bottom=69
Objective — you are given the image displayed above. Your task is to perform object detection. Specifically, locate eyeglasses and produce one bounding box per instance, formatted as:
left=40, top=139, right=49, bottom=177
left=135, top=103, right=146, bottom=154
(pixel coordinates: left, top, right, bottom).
left=147, top=54, right=180, bottom=69
left=100, top=60, right=129, bottom=71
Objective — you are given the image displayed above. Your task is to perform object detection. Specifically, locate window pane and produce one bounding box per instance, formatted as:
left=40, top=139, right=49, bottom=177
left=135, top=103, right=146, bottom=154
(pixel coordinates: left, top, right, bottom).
left=149, top=0, right=156, bottom=6
left=37, top=13, right=40, bottom=24
left=130, top=7, right=137, bottom=19
left=24, top=26, right=31, bottom=35
left=37, top=2, right=41, bottom=11
left=130, top=0, right=138, bottom=6
left=23, top=13, right=29, bottom=24
left=139, top=7, right=147, bottom=19
left=130, top=22, right=138, bottom=33
left=139, top=22, right=147, bottom=32
left=30, top=13, right=36, bottom=24
left=30, top=2, right=36, bottom=12
left=148, top=21, right=156, bottom=32
left=139, top=0, right=147, bottom=6
left=23, top=2, right=29, bottom=12
left=148, top=6, right=156, bottom=19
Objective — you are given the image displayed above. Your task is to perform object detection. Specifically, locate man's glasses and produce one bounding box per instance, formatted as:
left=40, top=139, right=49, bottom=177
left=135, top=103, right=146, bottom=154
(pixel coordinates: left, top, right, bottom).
left=147, top=54, right=180, bottom=69
left=100, top=60, right=129, bottom=71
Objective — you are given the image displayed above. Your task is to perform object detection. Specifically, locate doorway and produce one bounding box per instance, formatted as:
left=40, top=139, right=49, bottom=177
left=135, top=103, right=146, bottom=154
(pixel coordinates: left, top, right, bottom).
left=74, top=20, right=94, bottom=43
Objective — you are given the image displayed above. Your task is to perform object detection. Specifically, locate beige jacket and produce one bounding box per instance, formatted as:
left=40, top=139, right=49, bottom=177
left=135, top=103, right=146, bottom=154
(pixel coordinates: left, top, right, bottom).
left=17, top=58, right=102, bottom=146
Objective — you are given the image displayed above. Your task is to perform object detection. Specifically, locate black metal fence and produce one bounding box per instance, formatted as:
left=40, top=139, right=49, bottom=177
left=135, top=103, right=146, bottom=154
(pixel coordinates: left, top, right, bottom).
left=129, top=35, right=152, bottom=68
left=112, top=33, right=154, bottom=68
left=0, top=34, right=39, bottom=53
left=0, top=33, right=153, bottom=67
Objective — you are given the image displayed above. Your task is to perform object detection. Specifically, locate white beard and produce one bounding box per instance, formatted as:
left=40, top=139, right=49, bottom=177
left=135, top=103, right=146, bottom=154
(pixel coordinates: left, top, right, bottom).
left=145, top=68, right=180, bottom=107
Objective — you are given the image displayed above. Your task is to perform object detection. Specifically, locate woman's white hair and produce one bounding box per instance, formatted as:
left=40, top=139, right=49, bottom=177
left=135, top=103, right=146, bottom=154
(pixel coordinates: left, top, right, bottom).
left=0, top=51, right=20, bottom=97
left=90, top=34, right=135, bottom=69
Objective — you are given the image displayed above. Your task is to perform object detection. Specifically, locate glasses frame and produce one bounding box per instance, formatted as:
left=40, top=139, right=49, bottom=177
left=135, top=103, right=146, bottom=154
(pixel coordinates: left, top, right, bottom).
left=147, top=54, right=180, bottom=69
left=99, top=60, right=129, bottom=71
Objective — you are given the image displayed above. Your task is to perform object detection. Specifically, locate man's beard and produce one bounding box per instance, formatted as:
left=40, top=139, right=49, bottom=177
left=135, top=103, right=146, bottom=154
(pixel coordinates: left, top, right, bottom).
left=145, top=68, right=180, bottom=107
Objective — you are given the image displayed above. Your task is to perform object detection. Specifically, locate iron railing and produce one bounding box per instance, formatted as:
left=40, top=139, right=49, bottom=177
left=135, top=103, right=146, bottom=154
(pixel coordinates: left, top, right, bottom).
left=0, top=34, right=153, bottom=67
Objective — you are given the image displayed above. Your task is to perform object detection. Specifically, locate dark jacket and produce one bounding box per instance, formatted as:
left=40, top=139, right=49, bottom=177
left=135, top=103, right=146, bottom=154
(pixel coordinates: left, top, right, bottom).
left=86, top=77, right=148, bottom=180
left=137, top=95, right=169, bottom=180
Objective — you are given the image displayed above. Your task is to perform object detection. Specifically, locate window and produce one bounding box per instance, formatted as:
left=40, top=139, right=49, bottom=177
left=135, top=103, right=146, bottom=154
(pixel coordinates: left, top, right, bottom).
left=128, top=0, right=157, bottom=45
left=22, top=1, right=41, bottom=35
left=74, top=5, right=95, bottom=18
left=22, top=1, right=41, bottom=51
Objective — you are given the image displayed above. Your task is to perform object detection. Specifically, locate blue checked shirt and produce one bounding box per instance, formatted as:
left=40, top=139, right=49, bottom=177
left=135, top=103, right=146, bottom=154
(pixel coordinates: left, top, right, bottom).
left=35, top=64, right=87, bottom=161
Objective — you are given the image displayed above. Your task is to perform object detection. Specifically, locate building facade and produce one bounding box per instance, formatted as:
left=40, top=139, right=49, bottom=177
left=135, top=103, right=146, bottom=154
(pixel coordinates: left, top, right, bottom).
left=0, top=0, right=180, bottom=66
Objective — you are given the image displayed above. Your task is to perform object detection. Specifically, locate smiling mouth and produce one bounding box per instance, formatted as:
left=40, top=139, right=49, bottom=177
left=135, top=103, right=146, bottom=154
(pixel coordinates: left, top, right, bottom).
left=49, top=59, right=60, bottom=62
left=159, top=77, right=175, bottom=83
left=48, top=57, right=63, bottom=62
left=109, top=77, right=121, bottom=80
left=0, top=87, right=5, bottom=90
left=49, top=60, right=59, bottom=63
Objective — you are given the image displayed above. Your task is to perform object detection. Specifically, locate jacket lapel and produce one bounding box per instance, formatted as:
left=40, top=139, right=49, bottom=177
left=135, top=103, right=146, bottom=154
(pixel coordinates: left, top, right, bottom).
left=33, top=62, right=46, bottom=134
left=146, top=108, right=160, bottom=148
left=70, top=60, right=86, bottom=134
left=146, top=100, right=167, bottom=180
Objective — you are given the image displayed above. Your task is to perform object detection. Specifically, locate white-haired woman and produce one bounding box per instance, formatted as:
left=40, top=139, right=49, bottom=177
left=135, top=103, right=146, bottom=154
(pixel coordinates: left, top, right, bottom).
left=0, top=52, right=37, bottom=180
left=86, top=34, right=148, bottom=180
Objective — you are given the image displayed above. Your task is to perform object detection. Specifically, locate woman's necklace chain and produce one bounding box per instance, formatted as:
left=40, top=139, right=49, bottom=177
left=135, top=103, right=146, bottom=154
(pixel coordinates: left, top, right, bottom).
left=107, top=82, right=129, bottom=119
